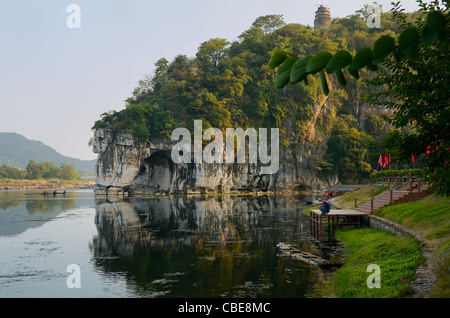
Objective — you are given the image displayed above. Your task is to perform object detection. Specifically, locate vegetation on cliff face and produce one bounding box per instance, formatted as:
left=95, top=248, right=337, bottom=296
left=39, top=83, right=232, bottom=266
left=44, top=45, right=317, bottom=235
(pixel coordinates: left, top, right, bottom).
left=93, top=6, right=418, bottom=183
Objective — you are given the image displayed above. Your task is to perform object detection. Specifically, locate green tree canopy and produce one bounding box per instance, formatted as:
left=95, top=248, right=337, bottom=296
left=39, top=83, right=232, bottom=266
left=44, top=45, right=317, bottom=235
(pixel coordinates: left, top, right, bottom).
left=24, top=160, right=81, bottom=181
left=93, top=6, right=421, bottom=184
left=59, top=164, right=81, bottom=181
left=324, top=115, right=373, bottom=181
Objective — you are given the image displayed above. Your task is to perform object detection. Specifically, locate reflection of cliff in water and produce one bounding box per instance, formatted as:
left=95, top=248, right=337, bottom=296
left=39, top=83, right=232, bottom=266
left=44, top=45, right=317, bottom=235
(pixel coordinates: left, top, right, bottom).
left=92, top=194, right=323, bottom=297
left=93, top=195, right=312, bottom=257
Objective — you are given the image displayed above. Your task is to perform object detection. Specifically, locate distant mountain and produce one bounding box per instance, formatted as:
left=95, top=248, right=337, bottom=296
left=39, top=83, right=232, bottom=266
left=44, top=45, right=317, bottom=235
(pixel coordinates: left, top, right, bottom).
left=0, top=132, right=96, bottom=174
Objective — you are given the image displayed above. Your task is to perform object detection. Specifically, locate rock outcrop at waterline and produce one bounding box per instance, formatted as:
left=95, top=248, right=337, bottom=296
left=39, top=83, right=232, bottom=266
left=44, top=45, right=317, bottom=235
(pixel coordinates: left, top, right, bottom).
left=92, top=128, right=332, bottom=195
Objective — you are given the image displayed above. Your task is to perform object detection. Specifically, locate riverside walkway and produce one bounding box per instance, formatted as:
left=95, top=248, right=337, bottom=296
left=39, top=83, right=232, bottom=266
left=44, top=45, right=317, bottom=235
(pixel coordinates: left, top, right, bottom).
left=310, top=178, right=429, bottom=242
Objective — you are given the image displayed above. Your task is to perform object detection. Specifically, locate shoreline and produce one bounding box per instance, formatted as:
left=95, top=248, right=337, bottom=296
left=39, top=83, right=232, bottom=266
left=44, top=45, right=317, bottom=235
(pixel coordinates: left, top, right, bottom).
left=0, top=182, right=94, bottom=192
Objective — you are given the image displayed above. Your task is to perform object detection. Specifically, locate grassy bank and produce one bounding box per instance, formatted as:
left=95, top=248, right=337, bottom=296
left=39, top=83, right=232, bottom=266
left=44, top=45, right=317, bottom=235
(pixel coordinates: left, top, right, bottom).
left=375, top=195, right=450, bottom=247
left=375, top=195, right=450, bottom=297
left=313, top=228, right=423, bottom=298
left=0, top=177, right=94, bottom=190
left=311, top=189, right=449, bottom=298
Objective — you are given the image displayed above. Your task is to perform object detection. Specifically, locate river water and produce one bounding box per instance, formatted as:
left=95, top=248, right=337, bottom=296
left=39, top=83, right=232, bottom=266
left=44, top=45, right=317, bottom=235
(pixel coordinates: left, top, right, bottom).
left=0, top=190, right=335, bottom=298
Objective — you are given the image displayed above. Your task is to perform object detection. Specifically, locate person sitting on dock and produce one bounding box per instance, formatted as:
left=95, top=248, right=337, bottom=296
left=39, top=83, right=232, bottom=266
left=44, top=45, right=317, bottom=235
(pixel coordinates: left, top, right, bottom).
left=320, top=200, right=330, bottom=215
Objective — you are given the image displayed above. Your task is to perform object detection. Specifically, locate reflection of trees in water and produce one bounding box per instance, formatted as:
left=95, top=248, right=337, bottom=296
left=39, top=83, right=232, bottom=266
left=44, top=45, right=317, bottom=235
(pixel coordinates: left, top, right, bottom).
left=0, top=191, right=77, bottom=213
left=25, top=198, right=77, bottom=214
left=0, top=192, right=24, bottom=210
left=0, top=199, right=23, bottom=210
left=91, top=195, right=317, bottom=297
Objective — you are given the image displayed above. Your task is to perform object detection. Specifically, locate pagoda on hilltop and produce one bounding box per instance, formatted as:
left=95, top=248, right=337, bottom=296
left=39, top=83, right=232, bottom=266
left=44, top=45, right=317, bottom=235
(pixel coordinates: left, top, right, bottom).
left=314, top=4, right=331, bottom=30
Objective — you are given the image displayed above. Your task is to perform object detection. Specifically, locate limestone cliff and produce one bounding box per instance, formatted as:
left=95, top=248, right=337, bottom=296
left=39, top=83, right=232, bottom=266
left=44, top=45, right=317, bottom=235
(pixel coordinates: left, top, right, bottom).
left=92, top=128, right=332, bottom=195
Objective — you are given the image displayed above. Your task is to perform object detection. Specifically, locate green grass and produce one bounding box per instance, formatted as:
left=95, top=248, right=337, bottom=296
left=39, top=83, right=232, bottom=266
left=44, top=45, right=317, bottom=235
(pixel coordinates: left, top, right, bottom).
left=0, top=178, right=92, bottom=187
left=314, top=227, right=424, bottom=298
left=376, top=195, right=450, bottom=243
left=430, top=240, right=450, bottom=297
left=375, top=195, right=450, bottom=297
left=310, top=194, right=450, bottom=298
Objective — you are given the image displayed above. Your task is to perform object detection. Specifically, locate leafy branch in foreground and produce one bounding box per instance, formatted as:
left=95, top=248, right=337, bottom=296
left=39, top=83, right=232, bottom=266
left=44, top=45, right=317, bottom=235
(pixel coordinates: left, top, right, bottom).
left=268, top=8, right=447, bottom=95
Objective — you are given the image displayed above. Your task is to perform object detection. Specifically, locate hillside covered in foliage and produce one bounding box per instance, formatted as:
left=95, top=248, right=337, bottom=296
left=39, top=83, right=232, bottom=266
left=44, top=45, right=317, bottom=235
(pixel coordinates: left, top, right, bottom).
left=93, top=6, right=419, bottom=183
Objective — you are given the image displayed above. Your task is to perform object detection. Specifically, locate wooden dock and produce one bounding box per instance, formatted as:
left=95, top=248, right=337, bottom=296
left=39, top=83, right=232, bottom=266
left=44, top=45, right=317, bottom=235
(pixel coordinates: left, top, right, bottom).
left=310, top=209, right=368, bottom=242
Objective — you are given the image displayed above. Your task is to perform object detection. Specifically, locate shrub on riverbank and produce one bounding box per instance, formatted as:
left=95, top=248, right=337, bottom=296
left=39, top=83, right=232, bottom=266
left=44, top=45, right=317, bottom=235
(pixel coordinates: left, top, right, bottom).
left=314, top=227, right=423, bottom=298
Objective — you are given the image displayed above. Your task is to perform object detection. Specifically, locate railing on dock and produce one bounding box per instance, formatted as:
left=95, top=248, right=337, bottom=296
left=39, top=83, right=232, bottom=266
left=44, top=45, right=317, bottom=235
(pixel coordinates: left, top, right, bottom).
left=309, top=209, right=366, bottom=243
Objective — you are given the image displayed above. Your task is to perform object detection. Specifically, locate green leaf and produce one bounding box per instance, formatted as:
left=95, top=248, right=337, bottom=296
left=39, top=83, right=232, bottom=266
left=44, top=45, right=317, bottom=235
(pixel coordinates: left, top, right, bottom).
left=366, top=60, right=378, bottom=71
left=268, top=48, right=288, bottom=69
left=319, top=70, right=329, bottom=96
left=350, top=48, right=374, bottom=70
left=372, top=58, right=381, bottom=65
left=348, top=67, right=360, bottom=79
left=326, top=50, right=352, bottom=74
left=392, top=49, right=402, bottom=63
left=422, top=25, right=438, bottom=45
left=290, top=55, right=312, bottom=83
left=335, top=69, right=347, bottom=86
left=398, top=27, right=420, bottom=57
left=373, top=35, right=396, bottom=61
left=275, top=57, right=297, bottom=88
left=306, top=51, right=333, bottom=74
left=426, top=11, right=446, bottom=34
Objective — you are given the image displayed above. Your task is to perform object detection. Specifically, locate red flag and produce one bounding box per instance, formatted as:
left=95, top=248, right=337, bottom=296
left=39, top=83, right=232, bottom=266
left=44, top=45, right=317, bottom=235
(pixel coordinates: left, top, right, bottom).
left=383, top=154, right=388, bottom=168
left=426, top=146, right=430, bottom=158
left=388, top=154, right=391, bottom=163
left=412, top=152, right=415, bottom=162
left=378, top=155, right=383, bottom=167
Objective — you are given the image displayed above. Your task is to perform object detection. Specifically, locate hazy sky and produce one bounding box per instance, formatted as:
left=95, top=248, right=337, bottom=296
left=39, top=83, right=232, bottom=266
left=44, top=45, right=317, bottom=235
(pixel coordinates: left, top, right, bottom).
left=0, top=0, right=425, bottom=160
